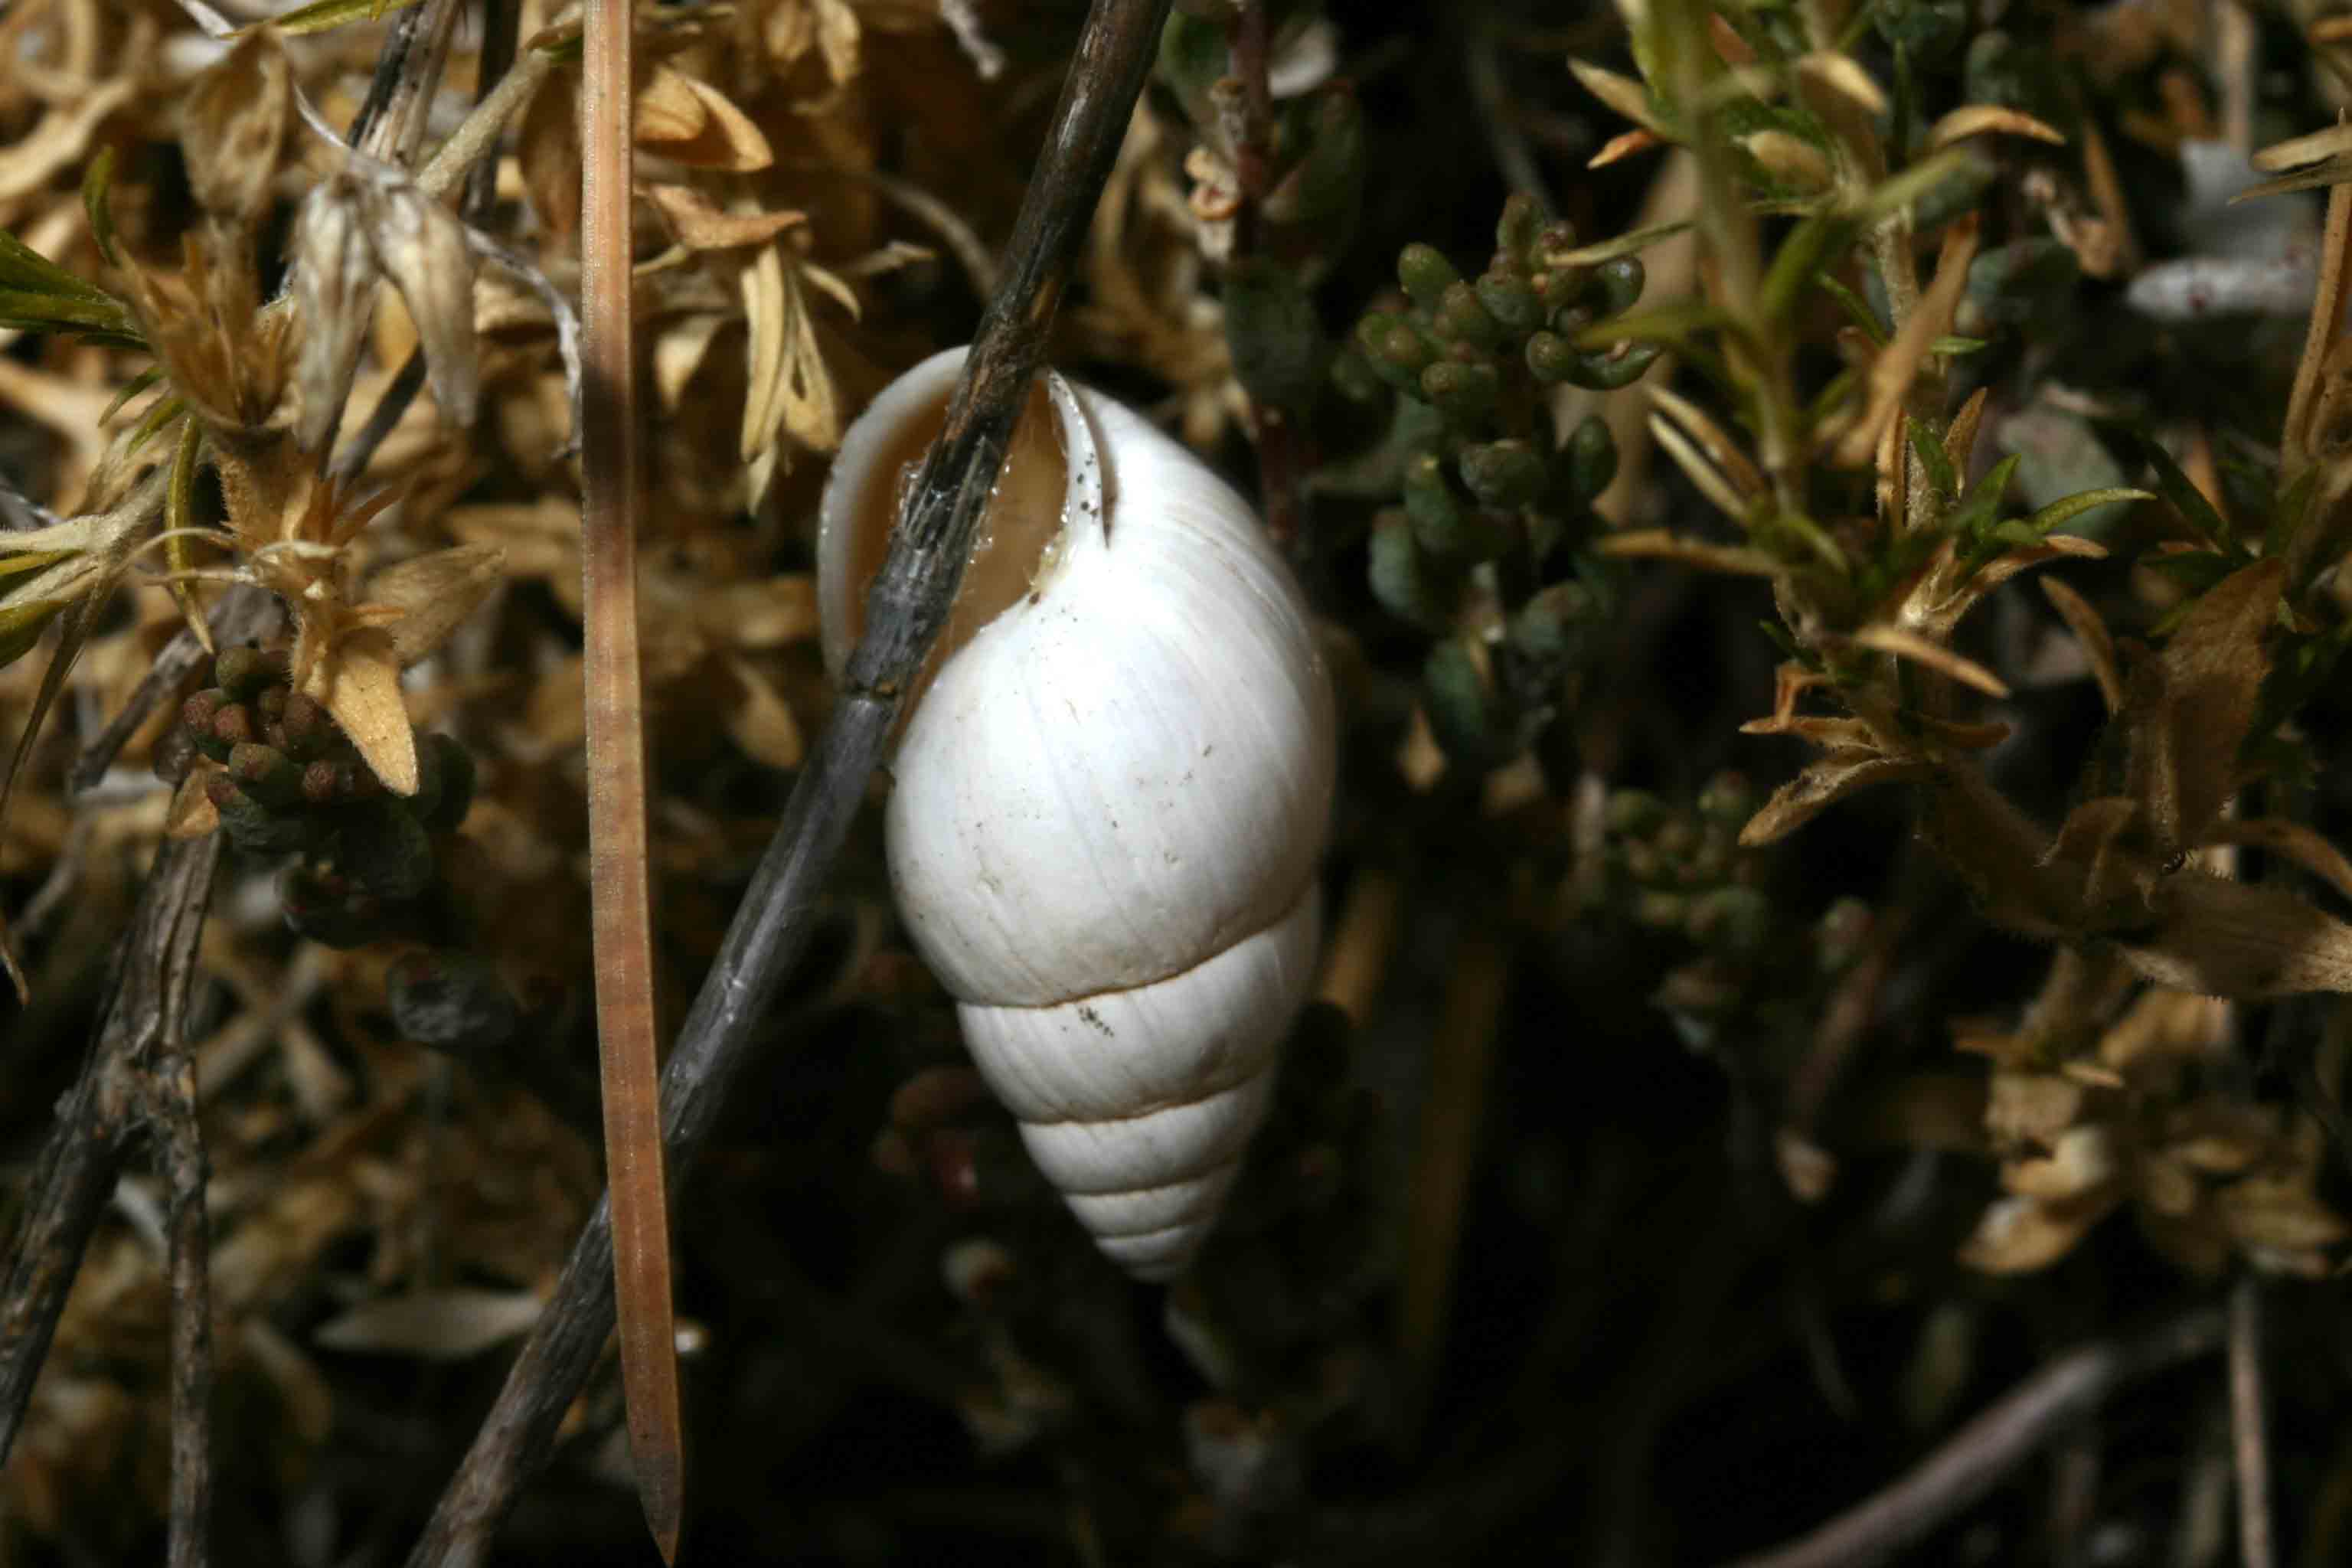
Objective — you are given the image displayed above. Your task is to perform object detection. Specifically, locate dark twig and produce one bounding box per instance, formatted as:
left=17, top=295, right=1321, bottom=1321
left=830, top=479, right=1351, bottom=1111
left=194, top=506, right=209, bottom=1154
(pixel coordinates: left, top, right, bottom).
left=1214, top=0, right=1310, bottom=552
left=1722, top=1310, right=2226, bottom=1568
left=400, top=2, right=1175, bottom=1560
left=68, top=588, right=279, bottom=795
left=2232, top=1278, right=2275, bottom=1568
left=150, top=1050, right=214, bottom=1568
left=0, top=833, right=222, bottom=1467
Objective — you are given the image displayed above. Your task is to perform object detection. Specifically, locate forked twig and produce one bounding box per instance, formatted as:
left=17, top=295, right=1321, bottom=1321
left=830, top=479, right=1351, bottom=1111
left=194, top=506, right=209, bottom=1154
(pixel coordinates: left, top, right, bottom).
left=400, top=2, right=1176, bottom=1559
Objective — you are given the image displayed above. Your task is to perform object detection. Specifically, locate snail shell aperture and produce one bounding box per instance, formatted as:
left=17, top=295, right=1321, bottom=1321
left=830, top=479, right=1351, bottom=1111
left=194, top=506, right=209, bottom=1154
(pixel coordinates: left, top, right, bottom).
left=817, top=347, right=1337, bottom=1280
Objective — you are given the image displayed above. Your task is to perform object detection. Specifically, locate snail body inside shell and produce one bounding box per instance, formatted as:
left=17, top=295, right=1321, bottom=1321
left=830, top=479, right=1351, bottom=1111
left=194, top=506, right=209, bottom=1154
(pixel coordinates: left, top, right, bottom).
left=818, top=347, right=1336, bottom=1280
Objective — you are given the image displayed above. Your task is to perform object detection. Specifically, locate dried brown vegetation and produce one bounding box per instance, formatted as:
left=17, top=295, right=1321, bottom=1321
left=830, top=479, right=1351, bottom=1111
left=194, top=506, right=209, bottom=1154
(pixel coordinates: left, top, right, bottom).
left=8, top=0, right=2352, bottom=1563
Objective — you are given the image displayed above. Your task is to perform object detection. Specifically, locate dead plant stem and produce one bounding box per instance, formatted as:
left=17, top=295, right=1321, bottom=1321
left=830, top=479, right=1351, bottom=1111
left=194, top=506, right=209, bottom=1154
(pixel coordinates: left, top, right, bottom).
left=2233, top=1277, right=2275, bottom=1568
left=0, top=833, right=222, bottom=1468
left=1724, top=1310, right=2225, bottom=1568
left=578, top=0, right=684, bottom=1553
left=400, top=2, right=1177, bottom=1560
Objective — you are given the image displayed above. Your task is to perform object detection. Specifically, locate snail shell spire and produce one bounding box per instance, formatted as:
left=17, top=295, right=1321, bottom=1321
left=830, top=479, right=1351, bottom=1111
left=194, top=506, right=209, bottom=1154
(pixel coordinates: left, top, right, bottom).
left=818, top=348, right=1336, bottom=1280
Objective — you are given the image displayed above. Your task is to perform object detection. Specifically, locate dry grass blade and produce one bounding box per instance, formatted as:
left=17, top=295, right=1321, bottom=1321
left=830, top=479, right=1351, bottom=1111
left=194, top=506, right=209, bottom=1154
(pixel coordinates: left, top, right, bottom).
left=2040, top=577, right=2123, bottom=713
left=1832, top=215, right=1980, bottom=468
left=580, top=0, right=683, bottom=1558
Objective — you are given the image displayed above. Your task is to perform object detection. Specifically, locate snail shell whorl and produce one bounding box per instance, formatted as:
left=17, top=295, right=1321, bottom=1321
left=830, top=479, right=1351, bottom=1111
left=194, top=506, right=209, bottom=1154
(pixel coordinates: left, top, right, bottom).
left=818, top=347, right=1337, bottom=1281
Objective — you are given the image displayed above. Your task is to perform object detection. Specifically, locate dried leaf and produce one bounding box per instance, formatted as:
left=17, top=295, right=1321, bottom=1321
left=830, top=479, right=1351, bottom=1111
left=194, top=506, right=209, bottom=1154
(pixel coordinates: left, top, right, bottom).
left=1589, top=128, right=1666, bottom=168
left=304, top=627, right=418, bottom=795
left=0, top=79, right=139, bottom=206
left=643, top=186, right=807, bottom=250
left=180, top=28, right=292, bottom=227
left=722, top=655, right=805, bottom=769
left=1740, top=129, right=1832, bottom=191
left=1598, top=529, right=1784, bottom=577
left=1570, top=60, right=1668, bottom=136
left=314, top=1289, right=545, bottom=1359
left=637, top=67, right=773, bottom=170
left=1833, top=216, right=1981, bottom=466
left=2206, top=818, right=2352, bottom=904
left=1927, top=105, right=2067, bottom=150
left=740, top=249, right=841, bottom=466
left=2128, top=559, right=2285, bottom=849
left=1960, top=1193, right=2115, bottom=1273
left=367, top=545, right=506, bottom=665
left=2253, top=122, right=2352, bottom=172
left=1740, top=750, right=1929, bottom=846
left=164, top=767, right=224, bottom=840
left=1853, top=625, right=2011, bottom=697
left=2041, top=577, right=2123, bottom=712
left=2122, top=874, right=2352, bottom=998
left=519, top=71, right=584, bottom=240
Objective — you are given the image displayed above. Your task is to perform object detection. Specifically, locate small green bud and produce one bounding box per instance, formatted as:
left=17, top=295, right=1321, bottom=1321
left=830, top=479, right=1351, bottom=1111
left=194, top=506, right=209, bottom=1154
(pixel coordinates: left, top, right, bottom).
left=213, top=645, right=289, bottom=700
left=1423, top=637, right=1511, bottom=768
left=227, top=740, right=300, bottom=807
left=1405, top=451, right=1510, bottom=557
left=182, top=689, right=232, bottom=761
left=301, top=759, right=343, bottom=806
left=1530, top=266, right=1587, bottom=318
left=1606, top=789, right=1670, bottom=837
left=210, top=702, right=258, bottom=753
left=387, top=949, right=521, bottom=1050
left=1508, top=582, right=1598, bottom=666
left=1367, top=511, right=1460, bottom=631
left=1577, top=340, right=1664, bottom=391
left=1474, top=271, right=1543, bottom=337
left=1526, top=332, right=1576, bottom=384
left=1566, top=414, right=1619, bottom=500
left=1622, top=841, right=1664, bottom=884
left=255, top=685, right=288, bottom=724
left=1419, top=358, right=1500, bottom=423
left=1396, top=243, right=1460, bottom=309
left=205, top=773, right=315, bottom=855
left=1459, top=439, right=1547, bottom=510
left=1431, top=281, right=1502, bottom=349
left=1591, top=256, right=1646, bottom=318
left=336, top=799, right=436, bottom=901
left=275, top=691, right=334, bottom=761
left=277, top=865, right=387, bottom=949
left=1495, top=193, right=1546, bottom=263
left=1357, top=312, right=1432, bottom=387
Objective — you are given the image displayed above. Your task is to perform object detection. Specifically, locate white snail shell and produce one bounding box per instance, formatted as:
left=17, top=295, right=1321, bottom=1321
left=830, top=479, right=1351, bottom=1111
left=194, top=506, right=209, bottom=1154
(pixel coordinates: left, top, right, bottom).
left=817, top=347, right=1336, bottom=1280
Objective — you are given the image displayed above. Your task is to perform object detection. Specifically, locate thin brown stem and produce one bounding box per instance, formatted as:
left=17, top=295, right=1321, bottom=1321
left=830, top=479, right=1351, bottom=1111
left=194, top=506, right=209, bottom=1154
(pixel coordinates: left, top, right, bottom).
left=2233, top=1277, right=2275, bottom=1568
left=579, top=0, right=683, bottom=1557
left=400, top=4, right=1174, bottom=1560
left=152, top=1051, right=213, bottom=1568
left=1722, top=1311, right=2224, bottom=1568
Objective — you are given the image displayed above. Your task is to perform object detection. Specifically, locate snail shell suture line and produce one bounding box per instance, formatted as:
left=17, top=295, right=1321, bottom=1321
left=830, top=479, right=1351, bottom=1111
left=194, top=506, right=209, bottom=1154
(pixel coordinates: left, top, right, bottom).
left=818, top=347, right=1337, bottom=1282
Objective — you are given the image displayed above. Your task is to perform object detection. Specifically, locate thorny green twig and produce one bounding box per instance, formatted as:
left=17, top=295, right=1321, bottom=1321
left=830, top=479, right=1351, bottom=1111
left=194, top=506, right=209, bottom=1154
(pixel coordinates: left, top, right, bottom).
left=400, top=1, right=1177, bottom=1557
